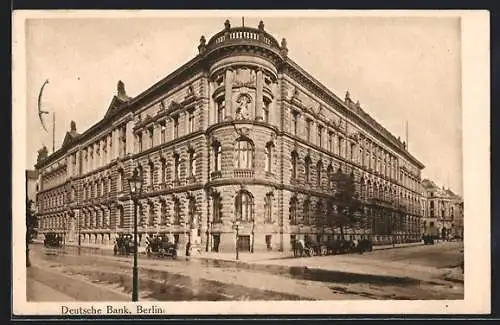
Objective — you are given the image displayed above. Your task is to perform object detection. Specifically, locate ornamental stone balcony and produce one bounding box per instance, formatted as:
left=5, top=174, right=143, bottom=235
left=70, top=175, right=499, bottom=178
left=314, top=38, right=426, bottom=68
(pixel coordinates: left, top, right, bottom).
left=210, top=170, right=222, bottom=180
left=233, top=169, right=255, bottom=179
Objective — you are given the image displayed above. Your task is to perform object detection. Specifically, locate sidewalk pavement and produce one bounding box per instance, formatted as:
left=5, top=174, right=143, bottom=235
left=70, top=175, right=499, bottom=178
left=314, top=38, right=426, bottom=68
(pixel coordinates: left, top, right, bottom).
left=27, top=277, right=76, bottom=302
left=192, top=241, right=425, bottom=263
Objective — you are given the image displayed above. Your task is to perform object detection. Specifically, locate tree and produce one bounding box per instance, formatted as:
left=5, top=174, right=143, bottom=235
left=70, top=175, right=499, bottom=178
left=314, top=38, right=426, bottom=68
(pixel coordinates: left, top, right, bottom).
left=330, top=168, right=363, bottom=240
left=26, top=198, right=37, bottom=267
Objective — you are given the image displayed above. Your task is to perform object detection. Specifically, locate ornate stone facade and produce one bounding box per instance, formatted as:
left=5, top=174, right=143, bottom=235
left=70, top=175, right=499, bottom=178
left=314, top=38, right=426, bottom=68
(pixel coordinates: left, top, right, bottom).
left=35, top=20, right=425, bottom=253
left=421, top=179, right=463, bottom=239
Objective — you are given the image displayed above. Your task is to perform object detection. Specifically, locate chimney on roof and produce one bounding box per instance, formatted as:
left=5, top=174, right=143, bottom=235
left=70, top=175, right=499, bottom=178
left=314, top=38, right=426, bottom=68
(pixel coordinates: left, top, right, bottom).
left=70, top=120, right=76, bottom=132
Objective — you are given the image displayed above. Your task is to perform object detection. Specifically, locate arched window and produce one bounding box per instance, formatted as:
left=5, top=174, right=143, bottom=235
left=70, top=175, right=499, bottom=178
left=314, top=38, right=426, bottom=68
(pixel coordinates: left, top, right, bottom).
left=118, top=206, right=124, bottom=227
left=216, top=97, right=225, bottom=123
left=149, top=161, right=155, bottom=186
left=160, top=200, right=167, bottom=225
left=303, top=199, right=310, bottom=224
left=264, top=193, right=272, bottom=223
left=327, top=164, right=333, bottom=189
left=235, top=191, right=253, bottom=222
left=160, top=158, right=167, bottom=183
left=213, top=143, right=222, bottom=172
left=316, top=200, right=324, bottom=225
left=265, top=142, right=273, bottom=173
left=148, top=202, right=155, bottom=226
left=316, top=161, right=323, bottom=187
left=305, top=156, right=311, bottom=182
left=212, top=192, right=222, bottom=223
left=173, top=154, right=181, bottom=181
left=137, top=165, right=144, bottom=187
left=173, top=198, right=181, bottom=225
left=263, top=97, right=271, bottom=123
left=291, top=151, right=298, bottom=179
left=188, top=197, right=196, bottom=226
left=234, top=138, right=254, bottom=169
left=289, top=197, right=298, bottom=224
left=189, top=151, right=196, bottom=177
left=117, top=169, right=124, bottom=192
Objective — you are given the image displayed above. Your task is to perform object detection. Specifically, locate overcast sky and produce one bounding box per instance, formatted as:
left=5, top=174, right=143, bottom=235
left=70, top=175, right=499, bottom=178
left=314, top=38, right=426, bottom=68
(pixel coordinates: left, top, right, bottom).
left=25, top=13, right=462, bottom=195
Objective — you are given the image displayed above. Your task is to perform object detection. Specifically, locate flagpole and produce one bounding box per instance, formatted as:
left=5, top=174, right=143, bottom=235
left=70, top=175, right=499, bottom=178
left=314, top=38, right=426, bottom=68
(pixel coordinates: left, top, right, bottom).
left=52, top=112, right=56, bottom=153
left=405, top=120, right=408, bottom=150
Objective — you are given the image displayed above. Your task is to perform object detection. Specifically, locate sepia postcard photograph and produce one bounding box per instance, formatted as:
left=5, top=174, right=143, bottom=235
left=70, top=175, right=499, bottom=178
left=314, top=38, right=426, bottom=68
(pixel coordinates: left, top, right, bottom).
left=12, top=10, right=490, bottom=316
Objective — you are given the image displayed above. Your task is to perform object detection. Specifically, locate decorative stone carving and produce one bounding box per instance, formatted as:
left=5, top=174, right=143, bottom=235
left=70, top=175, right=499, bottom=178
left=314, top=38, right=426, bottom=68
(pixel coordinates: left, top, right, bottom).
left=281, top=38, right=288, bottom=57
left=286, top=85, right=296, bottom=100
left=235, top=93, right=252, bottom=120
left=234, top=68, right=256, bottom=87
left=186, top=84, right=195, bottom=98
left=258, top=21, right=265, bottom=31
left=37, top=146, right=49, bottom=163
left=198, top=35, right=206, bottom=54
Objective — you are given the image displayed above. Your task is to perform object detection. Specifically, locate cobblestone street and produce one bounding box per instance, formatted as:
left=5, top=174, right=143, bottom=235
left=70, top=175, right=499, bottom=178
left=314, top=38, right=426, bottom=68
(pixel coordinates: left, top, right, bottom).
left=27, top=242, right=463, bottom=301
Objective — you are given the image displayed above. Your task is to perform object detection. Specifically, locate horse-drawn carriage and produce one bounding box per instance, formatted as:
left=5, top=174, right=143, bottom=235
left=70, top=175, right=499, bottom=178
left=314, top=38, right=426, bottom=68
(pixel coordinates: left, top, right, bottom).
left=145, top=236, right=177, bottom=259
left=113, top=234, right=136, bottom=256
left=292, top=237, right=373, bottom=257
left=43, top=233, right=63, bottom=255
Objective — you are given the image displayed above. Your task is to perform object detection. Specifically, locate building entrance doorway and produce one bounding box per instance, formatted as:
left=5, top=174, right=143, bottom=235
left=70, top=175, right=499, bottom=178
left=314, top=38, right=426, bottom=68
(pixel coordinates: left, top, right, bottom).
left=238, top=235, right=250, bottom=252
left=212, top=234, right=220, bottom=252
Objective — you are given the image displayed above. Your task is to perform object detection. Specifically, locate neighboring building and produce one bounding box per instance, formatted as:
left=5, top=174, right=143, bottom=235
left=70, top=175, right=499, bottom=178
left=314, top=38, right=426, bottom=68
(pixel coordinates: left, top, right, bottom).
left=26, top=169, right=39, bottom=238
left=34, top=20, right=425, bottom=254
left=421, top=179, right=463, bottom=239
left=26, top=169, right=39, bottom=204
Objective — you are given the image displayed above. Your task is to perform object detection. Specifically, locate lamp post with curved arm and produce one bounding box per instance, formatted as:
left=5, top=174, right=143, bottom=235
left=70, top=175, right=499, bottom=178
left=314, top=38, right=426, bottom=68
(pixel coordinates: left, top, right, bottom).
left=128, top=168, right=143, bottom=302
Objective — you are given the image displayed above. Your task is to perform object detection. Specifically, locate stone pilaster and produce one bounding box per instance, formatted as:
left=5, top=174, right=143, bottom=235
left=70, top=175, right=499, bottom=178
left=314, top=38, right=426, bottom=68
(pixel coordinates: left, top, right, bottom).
left=224, top=69, right=233, bottom=120
left=255, top=69, right=263, bottom=120
left=126, top=120, right=135, bottom=156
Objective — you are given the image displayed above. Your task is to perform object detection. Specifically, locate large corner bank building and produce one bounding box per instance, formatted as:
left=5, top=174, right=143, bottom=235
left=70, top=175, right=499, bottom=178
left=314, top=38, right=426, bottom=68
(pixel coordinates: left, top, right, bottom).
left=35, top=20, right=425, bottom=254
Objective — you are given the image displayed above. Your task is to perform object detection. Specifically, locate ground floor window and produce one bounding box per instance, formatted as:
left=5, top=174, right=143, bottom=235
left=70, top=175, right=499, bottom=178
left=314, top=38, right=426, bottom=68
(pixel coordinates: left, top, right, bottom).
left=174, top=234, right=179, bottom=245
left=265, top=235, right=272, bottom=250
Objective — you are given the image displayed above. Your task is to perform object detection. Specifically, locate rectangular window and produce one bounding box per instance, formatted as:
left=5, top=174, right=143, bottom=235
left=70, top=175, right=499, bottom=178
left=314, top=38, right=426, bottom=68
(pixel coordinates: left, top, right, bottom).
left=137, top=133, right=143, bottom=152
left=317, top=125, right=323, bottom=147
left=266, top=235, right=272, bottom=250
left=216, top=98, right=225, bottom=123
left=306, top=119, right=312, bottom=142
left=263, top=98, right=270, bottom=123
left=328, top=133, right=333, bottom=152
left=148, top=127, right=154, bottom=149
left=292, top=112, right=299, bottom=135
left=189, top=151, right=196, bottom=177
left=160, top=121, right=166, bottom=144
left=173, top=116, right=179, bottom=139
left=120, top=126, right=127, bottom=157
left=174, top=154, right=181, bottom=181
left=214, top=144, right=222, bottom=172
left=188, top=111, right=195, bottom=133
left=264, top=144, right=272, bottom=173
left=213, top=193, right=221, bottom=223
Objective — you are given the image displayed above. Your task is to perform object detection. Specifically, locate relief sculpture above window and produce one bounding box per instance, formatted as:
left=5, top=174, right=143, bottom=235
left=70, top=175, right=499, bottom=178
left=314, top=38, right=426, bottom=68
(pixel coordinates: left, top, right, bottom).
left=233, top=67, right=256, bottom=88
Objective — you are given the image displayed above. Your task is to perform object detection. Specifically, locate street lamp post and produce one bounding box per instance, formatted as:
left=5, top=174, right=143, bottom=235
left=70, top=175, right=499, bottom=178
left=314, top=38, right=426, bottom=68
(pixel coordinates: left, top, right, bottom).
left=128, top=168, right=143, bottom=302
left=233, top=220, right=240, bottom=261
